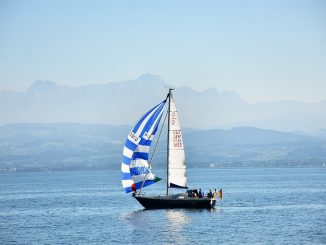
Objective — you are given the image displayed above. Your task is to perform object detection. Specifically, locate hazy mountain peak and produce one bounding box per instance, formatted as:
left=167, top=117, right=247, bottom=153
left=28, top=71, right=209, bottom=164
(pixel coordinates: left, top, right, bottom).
left=133, top=73, right=169, bottom=87
left=28, top=80, right=58, bottom=92
left=137, top=73, right=163, bottom=82
left=115, top=73, right=171, bottom=92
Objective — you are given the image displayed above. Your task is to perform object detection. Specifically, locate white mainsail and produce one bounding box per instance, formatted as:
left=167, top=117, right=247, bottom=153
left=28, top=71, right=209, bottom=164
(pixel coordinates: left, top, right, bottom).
left=168, top=93, right=187, bottom=188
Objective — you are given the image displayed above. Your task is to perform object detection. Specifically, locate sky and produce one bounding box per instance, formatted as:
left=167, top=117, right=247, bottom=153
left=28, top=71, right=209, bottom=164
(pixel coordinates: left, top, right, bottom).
left=0, top=0, right=325, bottom=102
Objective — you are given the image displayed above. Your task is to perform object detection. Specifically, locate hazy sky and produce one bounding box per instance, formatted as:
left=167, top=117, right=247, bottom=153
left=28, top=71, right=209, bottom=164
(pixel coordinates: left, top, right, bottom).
left=1, top=0, right=325, bottom=102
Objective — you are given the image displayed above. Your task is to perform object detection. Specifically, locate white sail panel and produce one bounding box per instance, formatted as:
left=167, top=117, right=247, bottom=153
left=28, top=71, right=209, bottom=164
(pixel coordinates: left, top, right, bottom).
left=168, top=93, right=187, bottom=188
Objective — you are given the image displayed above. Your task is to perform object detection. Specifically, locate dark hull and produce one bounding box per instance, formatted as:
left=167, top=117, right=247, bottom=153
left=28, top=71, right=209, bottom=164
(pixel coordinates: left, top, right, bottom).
left=135, top=195, right=216, bottom=209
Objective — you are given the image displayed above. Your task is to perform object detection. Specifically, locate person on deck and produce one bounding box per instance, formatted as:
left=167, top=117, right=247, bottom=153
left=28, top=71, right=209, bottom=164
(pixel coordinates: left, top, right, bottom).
left=211, top=189, right=217, bottom=198
left=199, top=188, right=204, bottom=198
left=207, top=189, right=213, bottom=198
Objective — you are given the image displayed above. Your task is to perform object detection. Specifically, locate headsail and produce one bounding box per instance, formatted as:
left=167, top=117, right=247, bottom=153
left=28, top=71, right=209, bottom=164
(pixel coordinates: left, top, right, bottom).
left=168, top=93, right=187, bottom=189
left=121, top=99, right=167, bottom=193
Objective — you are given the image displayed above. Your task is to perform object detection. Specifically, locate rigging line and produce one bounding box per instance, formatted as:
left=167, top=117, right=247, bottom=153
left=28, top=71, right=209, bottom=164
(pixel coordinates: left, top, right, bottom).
left=149, top=108, right=168, bottom=168
left=139, top=106, right=168, bottom=194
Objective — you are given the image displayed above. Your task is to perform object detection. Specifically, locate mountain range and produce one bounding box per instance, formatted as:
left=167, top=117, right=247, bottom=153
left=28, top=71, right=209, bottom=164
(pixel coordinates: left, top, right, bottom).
left=1, top=74, right=325, bottom=131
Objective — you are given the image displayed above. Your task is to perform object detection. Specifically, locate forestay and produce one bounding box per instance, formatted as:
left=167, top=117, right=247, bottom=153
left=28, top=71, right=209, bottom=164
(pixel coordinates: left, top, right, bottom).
left=121, top=100, right=166, bottom=193
left=168, top=93, right=187, bottom=189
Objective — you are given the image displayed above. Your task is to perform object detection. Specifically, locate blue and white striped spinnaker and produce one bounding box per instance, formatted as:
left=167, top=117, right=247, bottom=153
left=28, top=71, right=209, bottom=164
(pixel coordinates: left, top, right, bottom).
left=121, top=99, right=167, bottom=193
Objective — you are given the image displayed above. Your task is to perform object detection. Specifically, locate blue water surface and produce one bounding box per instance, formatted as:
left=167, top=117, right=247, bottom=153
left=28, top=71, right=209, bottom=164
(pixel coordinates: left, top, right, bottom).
left=1, top=167, right=325, bottom=244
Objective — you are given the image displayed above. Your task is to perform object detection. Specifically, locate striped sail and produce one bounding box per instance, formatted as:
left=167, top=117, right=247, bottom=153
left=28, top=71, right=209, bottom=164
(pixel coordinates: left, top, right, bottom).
left=121, top=100, right=166, bottom=193
left=168, top=93, right=187, bottom=188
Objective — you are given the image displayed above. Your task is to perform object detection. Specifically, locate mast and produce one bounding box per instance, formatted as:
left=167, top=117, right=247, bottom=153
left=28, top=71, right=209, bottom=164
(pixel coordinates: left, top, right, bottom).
left=166, top=88, right=173, bottom=196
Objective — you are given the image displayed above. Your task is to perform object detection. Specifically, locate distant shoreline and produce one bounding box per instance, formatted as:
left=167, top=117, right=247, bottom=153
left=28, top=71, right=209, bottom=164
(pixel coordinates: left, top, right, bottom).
left=1, top=165, right=325, bottom=174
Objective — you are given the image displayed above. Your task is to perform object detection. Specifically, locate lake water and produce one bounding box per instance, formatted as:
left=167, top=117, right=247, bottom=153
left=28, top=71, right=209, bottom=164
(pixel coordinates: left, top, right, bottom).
left=1, top=168, right=326, bottom=244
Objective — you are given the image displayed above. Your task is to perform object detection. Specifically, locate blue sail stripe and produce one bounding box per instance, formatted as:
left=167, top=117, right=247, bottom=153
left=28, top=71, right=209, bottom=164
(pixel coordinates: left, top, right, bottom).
left=138, top=138, right=149, bottom=145
left=130, top=166, right=149, bottom=175
left=132, top=152, right=149, bottom=160
left=151, top=111, right=164, bottom=135
left=124, top=186, right=133, bottom=193
left=122, top=155, right=132, bottom=165
left=124, top=140, right=137, bottom=152
left=141, top=140, right=153, bottom=146
left=121, top=173, right=133, bottom=180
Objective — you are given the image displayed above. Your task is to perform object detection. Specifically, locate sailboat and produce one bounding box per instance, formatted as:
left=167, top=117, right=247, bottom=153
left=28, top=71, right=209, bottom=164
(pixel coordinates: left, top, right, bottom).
left=121, top=89, right=221, bottom=209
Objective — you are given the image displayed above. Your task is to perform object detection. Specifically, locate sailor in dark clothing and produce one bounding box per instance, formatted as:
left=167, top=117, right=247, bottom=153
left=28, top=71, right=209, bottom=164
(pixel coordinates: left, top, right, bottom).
left=207, top=189, right=213, bottom=198
left=198, top=188, right=204, bottom=198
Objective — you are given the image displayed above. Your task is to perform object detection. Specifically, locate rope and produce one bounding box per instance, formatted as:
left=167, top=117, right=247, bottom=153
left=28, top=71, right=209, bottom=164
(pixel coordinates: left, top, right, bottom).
left=149, top=110, right=168, bottom=167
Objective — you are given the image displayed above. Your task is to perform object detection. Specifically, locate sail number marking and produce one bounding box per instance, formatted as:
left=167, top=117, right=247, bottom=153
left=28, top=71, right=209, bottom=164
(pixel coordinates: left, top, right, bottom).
left=128, top=131, right=141, bottom=144
left=172, top=130, right=183, bottom=148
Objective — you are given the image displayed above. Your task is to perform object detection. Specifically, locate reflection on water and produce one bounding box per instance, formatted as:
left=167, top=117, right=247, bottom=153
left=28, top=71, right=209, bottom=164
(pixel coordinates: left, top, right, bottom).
left=165, top=210, right=190, bottom=245
left=165, top=209, right=191, bottom=244
left=165, top=209, right=190, bottom=228
left=121, top=209, right=192, bottom=245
